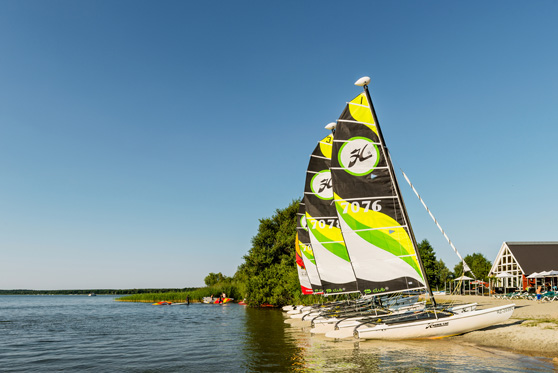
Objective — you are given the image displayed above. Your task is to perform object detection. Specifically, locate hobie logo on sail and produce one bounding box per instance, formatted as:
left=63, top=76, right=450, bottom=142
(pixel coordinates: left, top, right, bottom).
left=338, top=137, right=379, bottom=176
left=300, top=215, right=308, bottom=231
left=310, top=170, right=333, bottom=200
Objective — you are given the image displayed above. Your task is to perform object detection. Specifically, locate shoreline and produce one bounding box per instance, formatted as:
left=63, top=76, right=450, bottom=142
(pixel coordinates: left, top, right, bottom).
left=436, top=295, right=558, bottom=359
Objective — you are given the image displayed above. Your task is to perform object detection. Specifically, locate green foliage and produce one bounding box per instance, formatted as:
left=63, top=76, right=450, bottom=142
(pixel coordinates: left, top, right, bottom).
left=453, top=253, right=492, bottom=281
left=417, top=239, right=437, bottom=288
left=204, top=272, right=231, bottom=287
left=116, top=282, right=241, bottom=303
left=436, top=259, right=452, bottom=286
left=417, top=239, right=451, bottom=290
left=235, top=200, right=300, bottom=307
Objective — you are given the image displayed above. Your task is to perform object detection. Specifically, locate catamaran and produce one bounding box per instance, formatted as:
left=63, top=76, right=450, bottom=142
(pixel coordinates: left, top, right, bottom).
left=285, top=132, right=425, bottom=326
left=292, top=77, right=515, bottom=340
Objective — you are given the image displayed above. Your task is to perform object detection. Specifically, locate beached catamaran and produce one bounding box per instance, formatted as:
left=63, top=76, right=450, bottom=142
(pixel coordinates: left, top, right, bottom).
left=289, top=77, right=515, bottom=340
left=303, top=134, right=359, bottom=295
left=296, top=201, right=323, bottom=295
left=294, top=232, right=313, bottom=295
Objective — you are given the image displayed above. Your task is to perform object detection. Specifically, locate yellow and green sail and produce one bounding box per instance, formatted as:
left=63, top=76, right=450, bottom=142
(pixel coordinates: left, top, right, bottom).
left=295, top=233, right=313, bottom=295
left=303, top=134, right=358, bottom=294
left=330, top=93, right=426, bottom=296
left=296, top=201, right=323, bottom=294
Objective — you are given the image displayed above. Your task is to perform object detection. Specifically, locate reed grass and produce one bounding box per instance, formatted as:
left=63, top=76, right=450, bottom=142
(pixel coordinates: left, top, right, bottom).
left=115, top=283, right=240, bottom=303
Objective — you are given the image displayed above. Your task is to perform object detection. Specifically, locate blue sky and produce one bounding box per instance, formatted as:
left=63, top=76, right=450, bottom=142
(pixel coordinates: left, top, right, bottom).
left=1, top=1, right=557, bottom=289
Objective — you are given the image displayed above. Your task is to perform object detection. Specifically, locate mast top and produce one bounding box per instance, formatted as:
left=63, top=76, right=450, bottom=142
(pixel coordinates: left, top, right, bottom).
left=324, top=122, right=336, bottom=130
left=354, top=76, right=370, bottom=87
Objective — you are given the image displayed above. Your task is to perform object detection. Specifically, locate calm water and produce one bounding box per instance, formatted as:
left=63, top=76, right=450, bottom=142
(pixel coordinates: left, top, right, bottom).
left=0, top=295, right=554, bottom=372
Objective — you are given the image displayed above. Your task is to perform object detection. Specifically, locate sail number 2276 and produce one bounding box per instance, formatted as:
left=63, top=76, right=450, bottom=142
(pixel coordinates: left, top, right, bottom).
left=339, top=200, right=382, bottom=214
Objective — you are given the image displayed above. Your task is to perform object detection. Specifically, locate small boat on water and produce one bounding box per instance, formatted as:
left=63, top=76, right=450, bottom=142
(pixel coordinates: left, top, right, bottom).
left=88, top=293, right=96, bottom=296
left=152, top=301, right=172, bottom=306
left=202, top=297, right=234, bottom=304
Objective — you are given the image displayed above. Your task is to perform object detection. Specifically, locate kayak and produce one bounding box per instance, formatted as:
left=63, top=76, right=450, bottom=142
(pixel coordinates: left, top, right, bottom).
left=152, top=301, right=172, bottom=305
left=214, top=298, right=233, bottom=304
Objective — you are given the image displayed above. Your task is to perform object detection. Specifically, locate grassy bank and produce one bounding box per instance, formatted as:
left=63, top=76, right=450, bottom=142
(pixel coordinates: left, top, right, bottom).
left=116, top=284, right=240, bottom=303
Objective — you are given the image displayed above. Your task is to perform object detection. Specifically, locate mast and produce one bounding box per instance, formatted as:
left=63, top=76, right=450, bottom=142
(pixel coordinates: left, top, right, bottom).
left=359, top=78, right=437, bottom=307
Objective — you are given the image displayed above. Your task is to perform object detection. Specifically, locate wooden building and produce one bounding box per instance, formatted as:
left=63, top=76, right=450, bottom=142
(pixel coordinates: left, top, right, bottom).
left=488, top=242, right=558, bottom=291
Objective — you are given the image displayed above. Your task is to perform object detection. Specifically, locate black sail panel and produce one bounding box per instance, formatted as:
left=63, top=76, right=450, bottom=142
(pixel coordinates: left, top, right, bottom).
left=303, top=134, right=359, bottom=295
left=330, top=93, right=426, bottom=296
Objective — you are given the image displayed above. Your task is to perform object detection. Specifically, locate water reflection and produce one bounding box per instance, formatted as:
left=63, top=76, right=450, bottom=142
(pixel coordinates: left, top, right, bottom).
left=242, top=308, right=306, bottom=372
left=282, top=316, right=555, bottom=372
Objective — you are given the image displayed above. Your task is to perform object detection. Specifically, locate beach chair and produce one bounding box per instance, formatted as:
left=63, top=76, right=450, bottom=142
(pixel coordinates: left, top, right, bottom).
left=541, top=291, right=557, bottom=302
left=503, top=291, right=520, bottom=300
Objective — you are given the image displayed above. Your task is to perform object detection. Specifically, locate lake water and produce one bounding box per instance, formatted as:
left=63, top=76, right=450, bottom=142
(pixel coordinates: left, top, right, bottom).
left=0, top=295, right=555, bottom=372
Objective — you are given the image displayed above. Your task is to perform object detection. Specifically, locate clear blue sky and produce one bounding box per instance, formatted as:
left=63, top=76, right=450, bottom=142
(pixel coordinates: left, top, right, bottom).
left=1, top=1, right=557, bottom=289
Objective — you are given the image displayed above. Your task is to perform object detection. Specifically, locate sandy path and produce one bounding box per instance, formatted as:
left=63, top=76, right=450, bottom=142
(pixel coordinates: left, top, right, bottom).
left=436, top=295, right=558, bottom=359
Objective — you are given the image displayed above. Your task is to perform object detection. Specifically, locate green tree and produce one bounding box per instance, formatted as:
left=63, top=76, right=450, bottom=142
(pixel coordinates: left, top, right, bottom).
left=235, top=200, right=300, bottom=307
left=435, top=259, right=451, bottom=290
left=453, top=253, right=492, bottom=281
left=204, top=272, right=231, bottom=286
left=417, top=239, right=439, bottom=289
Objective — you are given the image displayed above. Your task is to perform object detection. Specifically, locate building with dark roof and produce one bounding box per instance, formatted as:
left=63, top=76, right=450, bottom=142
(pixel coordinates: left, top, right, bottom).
left=489, top=242, right=558, bottom=291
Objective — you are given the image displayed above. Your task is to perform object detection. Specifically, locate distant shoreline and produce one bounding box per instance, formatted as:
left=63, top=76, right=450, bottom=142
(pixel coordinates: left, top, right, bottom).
left=0, top=288, right=200, bottom=296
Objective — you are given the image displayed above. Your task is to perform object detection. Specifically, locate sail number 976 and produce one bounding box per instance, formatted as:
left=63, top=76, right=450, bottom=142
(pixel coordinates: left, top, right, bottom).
left=339, top=200, right=382, bottom=214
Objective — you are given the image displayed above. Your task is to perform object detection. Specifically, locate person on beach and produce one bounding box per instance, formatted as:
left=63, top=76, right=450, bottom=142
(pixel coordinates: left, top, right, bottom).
left=536, top=286, right=542, bottom=301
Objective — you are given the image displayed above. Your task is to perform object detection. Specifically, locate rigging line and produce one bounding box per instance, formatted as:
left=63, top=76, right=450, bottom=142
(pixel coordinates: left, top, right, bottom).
left=337, top=119, right=375, bottom=125
left=352, top=225, right=409, bottom=232
left=330, top=166, right=389, bottom=171
left=311, top=155, right=331, bottom=160
left=347, top=102, right=368, bottom=108
left=399, top=168, right=474, bottom=278
left=332, top=139, right=381, bottom=146
left=333, top=195, right=397, bottom=202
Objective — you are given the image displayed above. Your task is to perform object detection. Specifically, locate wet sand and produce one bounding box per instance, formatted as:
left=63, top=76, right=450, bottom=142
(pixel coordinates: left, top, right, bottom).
left=436, top=295, right=558, bottom=359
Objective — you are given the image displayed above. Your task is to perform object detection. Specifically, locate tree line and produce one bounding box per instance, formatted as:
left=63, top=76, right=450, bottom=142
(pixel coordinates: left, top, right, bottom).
left=227, top=199, right=492, bottom=306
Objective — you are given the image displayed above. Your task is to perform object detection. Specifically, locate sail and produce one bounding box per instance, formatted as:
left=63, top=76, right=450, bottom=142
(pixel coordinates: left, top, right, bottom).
left=295, top=233, right=313, bottom=294
left=330, top=93, right=425, bottom=296
left=296, top=202, right=324, bottom=294
left=303, top=134, right=359, bottom=294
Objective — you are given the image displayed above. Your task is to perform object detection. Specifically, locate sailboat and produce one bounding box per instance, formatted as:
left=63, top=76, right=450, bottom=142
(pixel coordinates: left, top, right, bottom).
left=285, top=133, right=425, bottom=325
left=303, top=134, right=359, bottom=295
left=294, top=232, right=313, bottom=296
left=317, top=77, right=515, bottom=340
left=296, top=201, right=323, bottom=295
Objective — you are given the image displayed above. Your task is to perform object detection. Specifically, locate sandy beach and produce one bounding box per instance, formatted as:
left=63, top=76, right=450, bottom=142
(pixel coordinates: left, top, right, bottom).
left=436, top=295, right=558, bottom=359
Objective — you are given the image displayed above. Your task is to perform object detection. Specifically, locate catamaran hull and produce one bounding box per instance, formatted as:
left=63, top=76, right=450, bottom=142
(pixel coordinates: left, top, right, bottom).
left=312, top=301, right=427, bottom=335
left=323, top=303, right=478, bottom=339
left=356, top=304, right=515, bottom=340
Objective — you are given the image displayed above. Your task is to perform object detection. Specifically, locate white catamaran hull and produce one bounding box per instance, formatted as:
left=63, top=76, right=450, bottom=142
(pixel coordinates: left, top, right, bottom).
left=323, top=303, right=478, bottom=339
left=356, top=304, right=515, bottom=340
left=312, top=301, right=426, bottom=335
